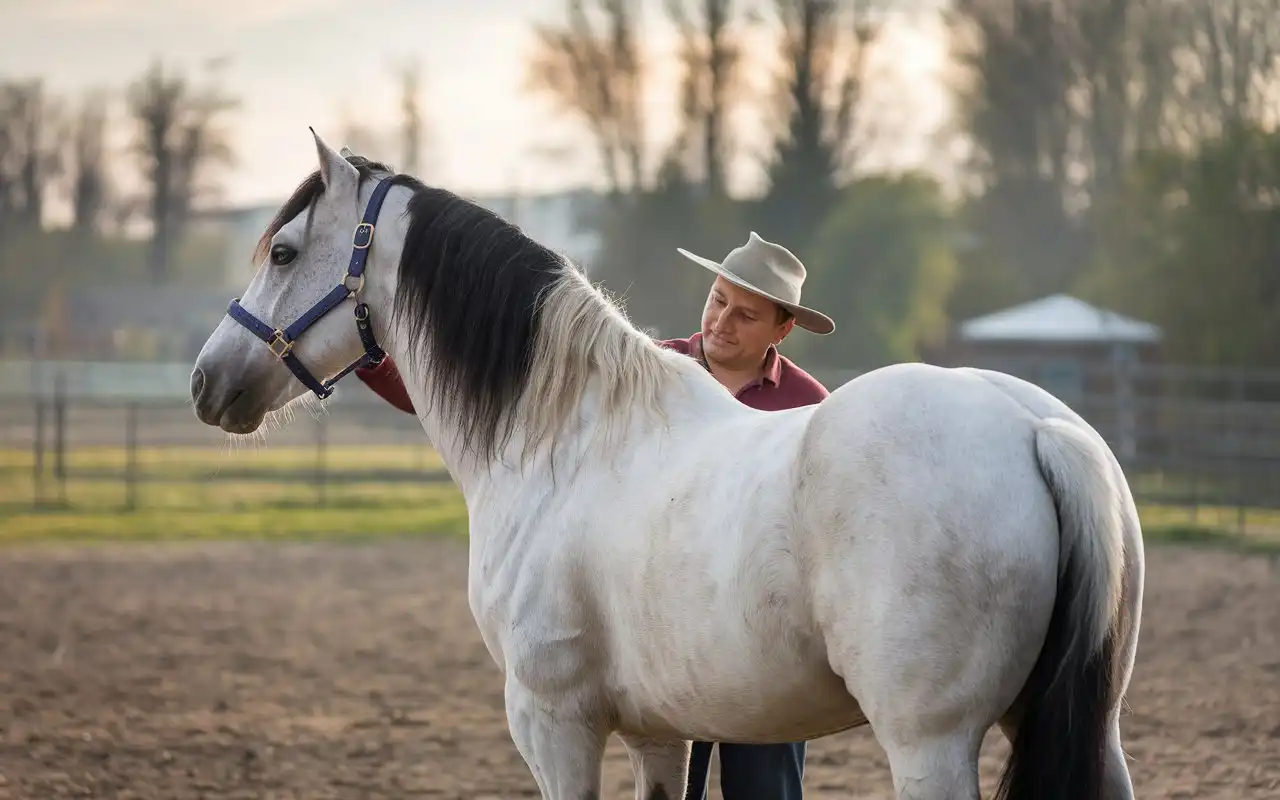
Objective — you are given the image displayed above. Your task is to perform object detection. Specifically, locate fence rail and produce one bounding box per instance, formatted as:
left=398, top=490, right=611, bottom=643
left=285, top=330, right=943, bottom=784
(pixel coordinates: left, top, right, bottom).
left=0, top=383, right=449, bottom=516
left=2, top=360, right=1279, bottom=535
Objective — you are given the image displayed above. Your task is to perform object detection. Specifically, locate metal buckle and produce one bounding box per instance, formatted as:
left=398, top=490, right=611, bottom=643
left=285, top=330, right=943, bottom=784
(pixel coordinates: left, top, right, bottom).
left=343, top=272, right=366, bottom=296
left=266, top=330, right=293, bottom=359
left=353, top=222, right=374, bottom=249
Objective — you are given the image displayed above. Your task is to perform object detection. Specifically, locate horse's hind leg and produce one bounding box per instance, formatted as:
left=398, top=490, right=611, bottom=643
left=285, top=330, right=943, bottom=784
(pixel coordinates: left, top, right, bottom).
left=877, top=728, right=983, bottom=800
left=619, top=735, right=690, bottom=800
left=1102, top=718, right=1135, bottom=800
left=830, top=616, right=996, bottom=798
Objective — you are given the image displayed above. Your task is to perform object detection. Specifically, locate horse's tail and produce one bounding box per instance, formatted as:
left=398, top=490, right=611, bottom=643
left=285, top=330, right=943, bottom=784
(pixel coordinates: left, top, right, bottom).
left=996, top=417, right=1126, bottom=800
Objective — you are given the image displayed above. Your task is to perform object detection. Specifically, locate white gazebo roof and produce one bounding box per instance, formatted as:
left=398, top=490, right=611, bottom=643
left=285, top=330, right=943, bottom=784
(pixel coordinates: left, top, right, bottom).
left=958, top=294, right=1162, bottom=344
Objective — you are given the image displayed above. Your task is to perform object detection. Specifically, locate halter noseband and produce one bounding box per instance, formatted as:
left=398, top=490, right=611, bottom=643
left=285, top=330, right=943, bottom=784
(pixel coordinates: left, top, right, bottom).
left=225, top=178, right=392, bottom=400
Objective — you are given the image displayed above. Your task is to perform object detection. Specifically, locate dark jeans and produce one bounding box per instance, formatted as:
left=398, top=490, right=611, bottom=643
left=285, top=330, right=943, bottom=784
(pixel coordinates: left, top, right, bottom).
left=683, top=740, right=806, bottom=800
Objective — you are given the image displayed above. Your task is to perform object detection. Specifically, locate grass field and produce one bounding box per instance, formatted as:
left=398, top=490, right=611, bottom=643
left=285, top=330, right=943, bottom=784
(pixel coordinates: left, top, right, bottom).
left=1, top=445, right=1278, bottom=552
left=0, top=445, right=468, bottom=543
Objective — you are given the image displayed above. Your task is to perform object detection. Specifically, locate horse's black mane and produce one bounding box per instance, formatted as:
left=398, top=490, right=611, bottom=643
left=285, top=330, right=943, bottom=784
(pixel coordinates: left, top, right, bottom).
left=259, top=153, right=574, bottom=460
left=397, top=174, right=575, bottom=462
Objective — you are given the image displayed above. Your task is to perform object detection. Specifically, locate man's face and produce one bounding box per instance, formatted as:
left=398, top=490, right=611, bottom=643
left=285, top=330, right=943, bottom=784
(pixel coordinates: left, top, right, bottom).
left=700, top=275, right=794, bottom=368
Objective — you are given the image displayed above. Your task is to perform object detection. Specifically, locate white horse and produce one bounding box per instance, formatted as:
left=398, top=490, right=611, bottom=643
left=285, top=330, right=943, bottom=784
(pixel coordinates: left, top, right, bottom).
left=191, top=130, right=1144, bottom=800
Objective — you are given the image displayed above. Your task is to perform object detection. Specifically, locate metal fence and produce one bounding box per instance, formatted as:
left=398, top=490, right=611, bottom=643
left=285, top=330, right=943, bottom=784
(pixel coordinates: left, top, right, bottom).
left=2, top=360, right=1279, bottom=532
left=0, top=384, right=450, bottom=513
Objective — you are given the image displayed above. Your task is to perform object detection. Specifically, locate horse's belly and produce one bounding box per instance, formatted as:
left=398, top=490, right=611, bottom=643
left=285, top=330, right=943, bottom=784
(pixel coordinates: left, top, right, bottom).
left=600, top=508, right=868, bottom=741
left=611, top=642, right=867, bottom=743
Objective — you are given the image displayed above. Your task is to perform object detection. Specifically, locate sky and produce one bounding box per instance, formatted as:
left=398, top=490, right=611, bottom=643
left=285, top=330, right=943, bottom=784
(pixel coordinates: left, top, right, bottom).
left=2, top=0, right=955, bottom=213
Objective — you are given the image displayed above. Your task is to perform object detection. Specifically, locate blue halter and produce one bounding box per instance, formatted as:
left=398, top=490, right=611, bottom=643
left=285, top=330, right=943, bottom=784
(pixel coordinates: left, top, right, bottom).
left=225, top=179, right=392, bottom=400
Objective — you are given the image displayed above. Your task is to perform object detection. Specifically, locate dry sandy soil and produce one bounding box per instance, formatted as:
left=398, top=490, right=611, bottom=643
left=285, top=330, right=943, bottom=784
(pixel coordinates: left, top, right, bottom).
left=0, top=539, right=1276, bottom=799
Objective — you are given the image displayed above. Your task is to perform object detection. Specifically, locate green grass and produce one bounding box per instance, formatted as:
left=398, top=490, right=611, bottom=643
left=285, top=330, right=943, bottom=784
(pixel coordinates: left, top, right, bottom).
left=0, top=442, right=447, bottom=477
left=0, top=499, right=469, bottom=543
left=1138, top=503, right=1280, bottom=554
left=1141, top=523, right=1280, bottom=553
left=2, top=446, right=1278, bottom=553
left=0, top=445, right=468, bottom=544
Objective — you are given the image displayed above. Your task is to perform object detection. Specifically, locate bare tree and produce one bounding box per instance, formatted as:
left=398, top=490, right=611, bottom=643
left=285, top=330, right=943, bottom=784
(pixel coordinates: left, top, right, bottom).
left=952, top=0, right=1280, bottom=202
left=329, top=59, right=432, bottom=176
left=664, top=0, right=748, bottom=197
left=393, top=58, right=427, bottom=176
left=1069, top=0, right=1280, bottom=193
left=945, top=0, right=1093, bottom=297
left=0, top=79, right=64, bottom=232
left=752, top=0, right=885, bottom=256
left=66, top=89, right=110, bottom=240
left=335, top=108, right=392, bottom=164
left=1176, top=0, right=1280, bottom=140
left=949, top=0, right=1077, bottom=193
left=127, top=58, right=238, bottom=280
left=526, top=0, right=648, bottom=199
left=944, top=0, right=1280, bottom=316
left=768, top=0, right=884, bottom=182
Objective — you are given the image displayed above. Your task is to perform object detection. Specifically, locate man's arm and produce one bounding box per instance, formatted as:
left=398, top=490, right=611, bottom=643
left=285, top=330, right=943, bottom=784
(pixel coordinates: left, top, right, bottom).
left=355, top=359, right=417, bottom=415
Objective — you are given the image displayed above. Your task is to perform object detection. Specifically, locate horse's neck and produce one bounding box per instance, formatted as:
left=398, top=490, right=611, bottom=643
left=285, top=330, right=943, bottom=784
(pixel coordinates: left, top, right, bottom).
left=385, top=352, right=489, bottom=497
left=385, top=335, right=728, bottom=503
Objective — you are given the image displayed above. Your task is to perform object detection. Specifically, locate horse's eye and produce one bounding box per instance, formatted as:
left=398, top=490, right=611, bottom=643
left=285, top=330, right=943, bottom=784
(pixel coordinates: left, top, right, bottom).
left=270, top=244, right=297, bottom=266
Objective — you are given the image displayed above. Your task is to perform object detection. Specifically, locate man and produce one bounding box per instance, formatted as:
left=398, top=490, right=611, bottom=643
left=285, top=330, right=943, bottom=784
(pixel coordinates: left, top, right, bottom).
left=353, top=231, right=835, bottom=800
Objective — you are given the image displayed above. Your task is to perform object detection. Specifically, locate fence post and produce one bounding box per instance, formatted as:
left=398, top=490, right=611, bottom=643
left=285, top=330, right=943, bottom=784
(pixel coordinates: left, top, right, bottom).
left=315, top=412, right=328, bottom=506
left=125, top=403, right=139, bottom=511
left=1231, top=373, right=1245, bottom=535
left=32, top=396, right=45, bottom=508
left=53, top=373, right=67, bottom=506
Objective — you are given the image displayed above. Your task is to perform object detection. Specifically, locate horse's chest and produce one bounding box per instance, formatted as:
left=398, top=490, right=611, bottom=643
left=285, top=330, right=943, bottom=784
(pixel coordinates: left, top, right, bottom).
left=467, top=548, right=598, bottom=695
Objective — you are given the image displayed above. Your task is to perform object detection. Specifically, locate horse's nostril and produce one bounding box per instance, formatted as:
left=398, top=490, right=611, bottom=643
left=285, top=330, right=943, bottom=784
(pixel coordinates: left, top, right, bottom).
left=191, top=368, right=206, bottom=401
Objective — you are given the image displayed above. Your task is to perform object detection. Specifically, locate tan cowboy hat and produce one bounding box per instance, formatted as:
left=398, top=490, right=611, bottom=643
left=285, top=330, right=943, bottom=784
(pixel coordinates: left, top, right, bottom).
left=677, top=231, right=835, bottom=335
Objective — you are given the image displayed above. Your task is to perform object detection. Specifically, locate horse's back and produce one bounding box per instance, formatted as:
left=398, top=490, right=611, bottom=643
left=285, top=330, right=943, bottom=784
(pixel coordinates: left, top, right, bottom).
left=794, top=361, right=1074, bottom=575
left=796, top=361, right=1053, bottom=499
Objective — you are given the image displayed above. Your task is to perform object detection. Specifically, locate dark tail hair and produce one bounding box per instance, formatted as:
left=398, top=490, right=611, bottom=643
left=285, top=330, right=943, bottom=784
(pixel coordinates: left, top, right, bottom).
left=996, top=420, right=1124, bottom=800
left=994, top=575, right=1117, bottom=800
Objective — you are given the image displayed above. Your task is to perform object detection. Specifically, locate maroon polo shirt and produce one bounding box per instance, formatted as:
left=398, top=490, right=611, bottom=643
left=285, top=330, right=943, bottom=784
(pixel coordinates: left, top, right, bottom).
left=658, top=332, right=828, bottom=411
left=354, top=332, right=828, bottom=416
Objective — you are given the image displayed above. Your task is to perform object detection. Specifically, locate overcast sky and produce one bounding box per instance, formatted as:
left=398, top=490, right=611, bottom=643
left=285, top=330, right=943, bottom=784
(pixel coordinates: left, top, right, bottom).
left=2, top=0, right=953, bottom=211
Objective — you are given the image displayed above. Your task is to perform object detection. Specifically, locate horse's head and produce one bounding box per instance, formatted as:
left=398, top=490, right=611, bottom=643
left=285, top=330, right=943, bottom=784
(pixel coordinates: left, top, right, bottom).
left=192, top=130, right=398, bottom=434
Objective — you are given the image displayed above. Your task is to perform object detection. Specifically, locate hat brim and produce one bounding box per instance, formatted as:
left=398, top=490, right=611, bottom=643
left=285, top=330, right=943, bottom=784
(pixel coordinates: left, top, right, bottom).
left=676, top=248, right=836, bottom=335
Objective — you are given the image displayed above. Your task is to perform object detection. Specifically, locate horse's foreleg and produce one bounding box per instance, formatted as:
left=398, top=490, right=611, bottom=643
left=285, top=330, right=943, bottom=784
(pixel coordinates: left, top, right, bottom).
left=504, top=678, right=608, bottom=799
left=619, top=735, right=690, bottom=800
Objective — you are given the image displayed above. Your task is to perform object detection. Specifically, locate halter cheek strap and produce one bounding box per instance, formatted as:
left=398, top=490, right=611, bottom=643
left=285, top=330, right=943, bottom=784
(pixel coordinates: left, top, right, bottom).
left=226, top=178, right=393, bottom=400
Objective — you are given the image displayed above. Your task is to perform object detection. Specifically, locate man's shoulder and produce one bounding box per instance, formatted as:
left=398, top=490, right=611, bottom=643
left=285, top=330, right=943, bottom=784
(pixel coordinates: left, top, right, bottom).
left=656, top=335, right=695, bottom=355
left=777, top=353, right=830, bottom=403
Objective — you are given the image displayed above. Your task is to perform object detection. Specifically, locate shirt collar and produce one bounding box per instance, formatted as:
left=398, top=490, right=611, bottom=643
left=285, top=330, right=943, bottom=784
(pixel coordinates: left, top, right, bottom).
left=689, top=332, right=781, bottom=387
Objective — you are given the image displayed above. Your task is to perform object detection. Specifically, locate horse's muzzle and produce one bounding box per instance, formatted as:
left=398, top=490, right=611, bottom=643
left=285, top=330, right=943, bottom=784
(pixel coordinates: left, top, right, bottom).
left=191, top=362, right=272, bottom=434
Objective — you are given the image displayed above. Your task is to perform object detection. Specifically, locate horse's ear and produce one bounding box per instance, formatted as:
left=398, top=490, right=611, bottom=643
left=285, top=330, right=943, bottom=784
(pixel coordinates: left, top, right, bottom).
left=309, top=127, right=358, bottom=190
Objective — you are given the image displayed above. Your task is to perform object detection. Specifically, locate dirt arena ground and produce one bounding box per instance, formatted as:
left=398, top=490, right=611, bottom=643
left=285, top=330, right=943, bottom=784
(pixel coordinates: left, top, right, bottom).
left=0, top=539, right=1276, bottom=799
